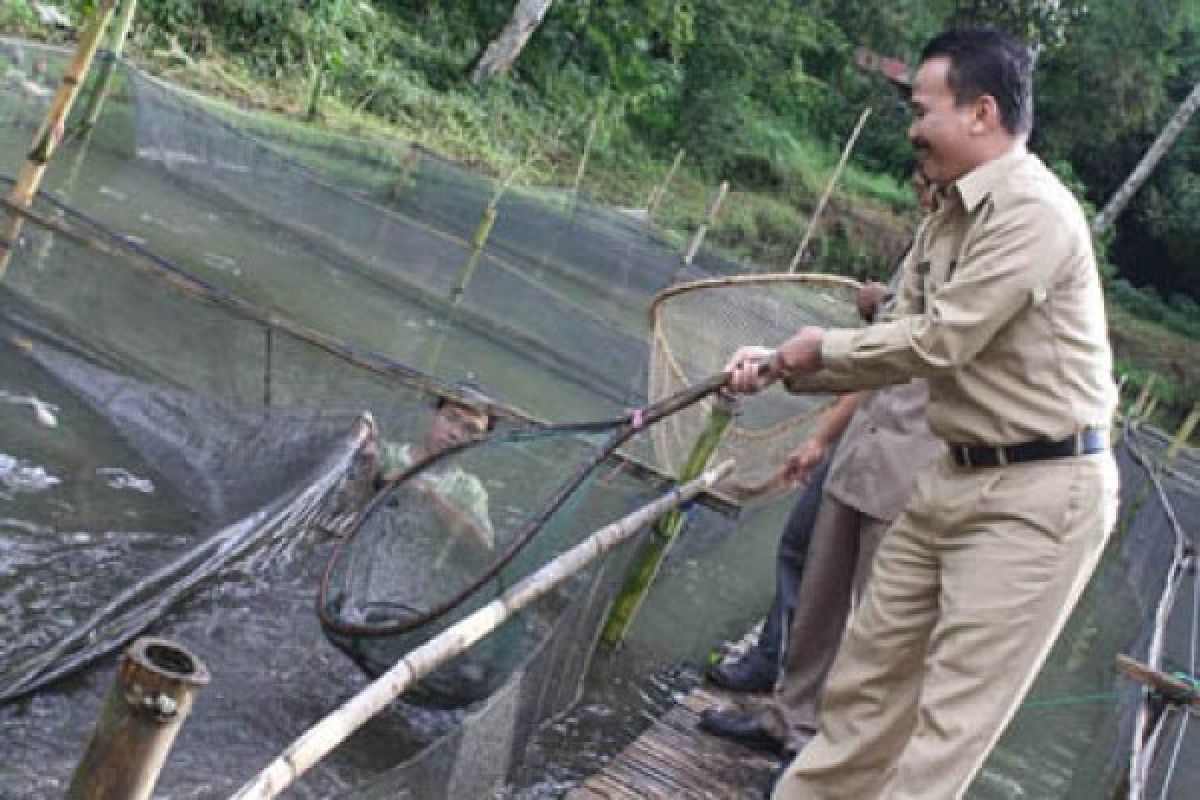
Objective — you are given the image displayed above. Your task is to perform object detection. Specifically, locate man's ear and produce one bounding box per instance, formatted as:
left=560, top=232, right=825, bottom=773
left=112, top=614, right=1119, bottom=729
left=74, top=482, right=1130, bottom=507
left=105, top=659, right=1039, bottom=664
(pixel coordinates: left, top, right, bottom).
left=970, top=95, right=1000, bottom=134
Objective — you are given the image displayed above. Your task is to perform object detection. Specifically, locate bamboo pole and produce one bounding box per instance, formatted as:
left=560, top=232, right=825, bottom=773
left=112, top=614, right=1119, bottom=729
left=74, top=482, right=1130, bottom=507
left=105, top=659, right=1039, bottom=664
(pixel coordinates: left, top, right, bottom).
left=1166, top=403, right=1200, bottom=463
left=451, top=163, right=521, bottom=302
left=1112, top=374, right=1130, bottom=443
left=75, top=0, right=138, bottom=137
left=1128, top=374, right=1159, bottom=422
left=0, top=0, right=117, bottom=279
left=229, top=461, right=735, bottom=800
left=600, top=395, right=736, bottom=649
left=305, top=62, right=325, bottom=123
left=788, top=107, right=872, bottom=273
left=646, top=148, right=685, bottom=221
left=388, top=146, right=422, bottom=202
left=570, top=102, right=603, bottom=206
left=67, top=637, right=210, bottom=800
left=1140, top=396, right=1160, bottom=425
left=679, top=179, right=729, bottom=270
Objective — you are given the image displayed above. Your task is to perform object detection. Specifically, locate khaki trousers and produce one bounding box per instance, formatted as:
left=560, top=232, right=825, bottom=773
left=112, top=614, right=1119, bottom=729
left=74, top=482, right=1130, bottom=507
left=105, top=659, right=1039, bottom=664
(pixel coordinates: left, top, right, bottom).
left=774, top=453, right=1118, bottom=800
left=753, top=495, right=890, bottom=751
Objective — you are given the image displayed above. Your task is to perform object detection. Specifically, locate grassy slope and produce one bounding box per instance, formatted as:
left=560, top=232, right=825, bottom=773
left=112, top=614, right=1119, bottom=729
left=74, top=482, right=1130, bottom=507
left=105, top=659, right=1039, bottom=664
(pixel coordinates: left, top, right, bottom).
left=5, top=19, right=1196, bottom=439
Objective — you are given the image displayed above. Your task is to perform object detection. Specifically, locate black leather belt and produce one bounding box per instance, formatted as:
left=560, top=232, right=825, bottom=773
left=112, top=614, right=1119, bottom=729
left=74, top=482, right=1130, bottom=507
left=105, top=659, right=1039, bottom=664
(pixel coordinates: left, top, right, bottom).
left=950, top=428, right=1107, bottom=468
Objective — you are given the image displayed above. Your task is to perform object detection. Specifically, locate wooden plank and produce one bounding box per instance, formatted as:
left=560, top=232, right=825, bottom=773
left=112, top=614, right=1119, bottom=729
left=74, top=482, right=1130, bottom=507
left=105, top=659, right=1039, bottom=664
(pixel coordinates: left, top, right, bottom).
left=567, top=627, right=778, bottom=799
left=1116, top=653, right=1200, bottom=708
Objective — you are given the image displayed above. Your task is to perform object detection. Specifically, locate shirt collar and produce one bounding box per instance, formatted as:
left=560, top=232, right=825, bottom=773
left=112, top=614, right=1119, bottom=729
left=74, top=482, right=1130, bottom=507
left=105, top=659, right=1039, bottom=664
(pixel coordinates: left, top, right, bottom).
left=951, top=146, right=1028, bottom=214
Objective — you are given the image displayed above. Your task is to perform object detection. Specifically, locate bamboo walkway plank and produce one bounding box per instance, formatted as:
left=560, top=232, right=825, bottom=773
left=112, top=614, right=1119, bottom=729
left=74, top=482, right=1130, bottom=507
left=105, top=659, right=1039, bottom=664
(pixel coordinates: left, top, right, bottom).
left=567, top=628, right=778, bottom=800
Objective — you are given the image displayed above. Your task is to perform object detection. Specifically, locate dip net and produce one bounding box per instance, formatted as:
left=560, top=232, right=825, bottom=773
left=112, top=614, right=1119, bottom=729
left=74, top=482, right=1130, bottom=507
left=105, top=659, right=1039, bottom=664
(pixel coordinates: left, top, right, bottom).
left=646, top=274, right=862, bottom=503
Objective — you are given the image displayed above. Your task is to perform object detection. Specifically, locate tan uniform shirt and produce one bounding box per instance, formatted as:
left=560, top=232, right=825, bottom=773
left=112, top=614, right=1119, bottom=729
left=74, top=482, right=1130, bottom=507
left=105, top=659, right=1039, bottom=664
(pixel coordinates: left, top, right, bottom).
left=798, top=148, right=1116, bottom=446
left=825, top=380, right=944, bottom=522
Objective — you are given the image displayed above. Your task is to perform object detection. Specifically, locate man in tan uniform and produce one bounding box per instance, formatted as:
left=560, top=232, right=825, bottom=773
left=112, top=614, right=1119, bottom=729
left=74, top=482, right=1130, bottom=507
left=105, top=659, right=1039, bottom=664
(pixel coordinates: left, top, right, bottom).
left=701, top=380, right=943, bottom=756
left=726, top=28, right=1118, bottom=799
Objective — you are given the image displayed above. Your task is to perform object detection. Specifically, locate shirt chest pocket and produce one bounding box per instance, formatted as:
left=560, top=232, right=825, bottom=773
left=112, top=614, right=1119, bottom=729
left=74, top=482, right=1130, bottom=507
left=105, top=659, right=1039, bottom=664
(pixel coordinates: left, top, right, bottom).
left=914, top=258, right=957, bottom=314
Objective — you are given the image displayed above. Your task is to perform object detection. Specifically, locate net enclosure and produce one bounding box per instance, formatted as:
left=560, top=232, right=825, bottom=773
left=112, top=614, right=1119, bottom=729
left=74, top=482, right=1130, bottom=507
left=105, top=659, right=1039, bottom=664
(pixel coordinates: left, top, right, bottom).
left=0, top=37, right=775, bottom=798
left=0, top=36, right=1198, bottom=800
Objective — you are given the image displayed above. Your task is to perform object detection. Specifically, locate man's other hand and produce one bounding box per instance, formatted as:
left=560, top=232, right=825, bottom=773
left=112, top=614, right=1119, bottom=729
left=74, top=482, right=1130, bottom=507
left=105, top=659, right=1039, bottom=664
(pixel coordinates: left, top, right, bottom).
left=856, top=282, right=890, bottom=322
left=780, top=438, right=827, bottom=487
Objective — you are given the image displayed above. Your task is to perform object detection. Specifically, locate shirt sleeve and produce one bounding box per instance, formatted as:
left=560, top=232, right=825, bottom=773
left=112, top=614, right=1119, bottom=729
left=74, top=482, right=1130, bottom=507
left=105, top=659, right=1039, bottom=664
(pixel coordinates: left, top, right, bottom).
left=807, top=194, right=1069, bottom=392
left=378, top=441, right=412, bottom=475
left=454, top=474, right=495, bottom=549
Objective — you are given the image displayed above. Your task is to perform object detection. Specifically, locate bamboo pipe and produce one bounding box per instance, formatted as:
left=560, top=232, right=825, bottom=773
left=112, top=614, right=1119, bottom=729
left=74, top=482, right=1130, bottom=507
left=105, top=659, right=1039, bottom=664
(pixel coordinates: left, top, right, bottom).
left=569, top=102, right=603, bottom=208
left=0, top=0, right=117, bottom=278
left=788, top=107, right=872, bottom=273
left=647, top=147, right=685, bottom=221
left=229, top=460, right=735, bottom=800
left=600, top=394, right=736, bottom=649
left=1166, top=403, right=1200, bottom=463
left=450, top=162, right=521, bottom=302
left=76, top=0, right=139, bottom=137
left=67, top=637, right=210, bottom=800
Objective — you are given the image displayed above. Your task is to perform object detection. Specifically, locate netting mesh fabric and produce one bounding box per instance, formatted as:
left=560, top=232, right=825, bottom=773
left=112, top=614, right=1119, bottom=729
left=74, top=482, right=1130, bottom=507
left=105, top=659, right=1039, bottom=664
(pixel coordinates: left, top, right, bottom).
left=647, top=274, right=862, bottom=503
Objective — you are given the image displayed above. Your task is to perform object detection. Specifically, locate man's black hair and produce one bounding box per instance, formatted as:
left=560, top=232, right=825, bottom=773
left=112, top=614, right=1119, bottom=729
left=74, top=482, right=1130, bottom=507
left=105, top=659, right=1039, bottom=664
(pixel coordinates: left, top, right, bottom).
left=920, top=28, right=1034, bottom=136
left=434, top=381, right=498, bottom=431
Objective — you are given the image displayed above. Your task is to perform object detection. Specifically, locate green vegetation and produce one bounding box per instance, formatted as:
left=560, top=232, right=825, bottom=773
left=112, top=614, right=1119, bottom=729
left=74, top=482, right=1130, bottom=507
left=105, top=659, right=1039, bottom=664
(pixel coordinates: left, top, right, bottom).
left=4, top=0, right=1197, bottom=435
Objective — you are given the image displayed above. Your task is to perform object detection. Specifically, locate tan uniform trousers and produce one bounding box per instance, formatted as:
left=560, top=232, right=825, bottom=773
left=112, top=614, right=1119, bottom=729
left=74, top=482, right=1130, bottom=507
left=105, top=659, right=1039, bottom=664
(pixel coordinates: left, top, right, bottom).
left=754, top=494, right=891, bottom=751
left=774, top=452, right=1118, bottom=800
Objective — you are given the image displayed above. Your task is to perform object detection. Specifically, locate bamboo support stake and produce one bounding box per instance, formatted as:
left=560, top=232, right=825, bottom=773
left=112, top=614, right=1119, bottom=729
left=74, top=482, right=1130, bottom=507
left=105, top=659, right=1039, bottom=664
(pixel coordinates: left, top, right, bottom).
left=305, top=64, right=325, bottom=122
left=570, top=103, right=603, bottom=206
left=1140, top=396, right=1160, bottom=425
left=788, top=107, right=872, bottom=273
left=646, top=148, right=685, bottom=221
left=76, top=0, right=138, bottom=137
left=1112, top=374, right=1129, bottom=442
left=1166, top=403, right=1199, bottom=462
left=680, top=180, right=729, bottom=269
left=451, top=163, right=520, bottom=302
left=388, top=146, right=422, bottom=202
left=67, top=637, right=209, bottom=800
left=1128, top=374, right=1158, bottom=422
left=229, top=461, right=735, bottom=800
left=600, top=395, right=736, bottom=649
left=0, top=0, right=117, bottom=279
